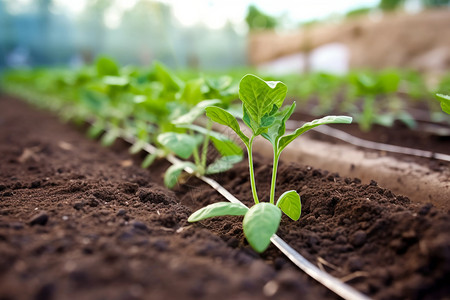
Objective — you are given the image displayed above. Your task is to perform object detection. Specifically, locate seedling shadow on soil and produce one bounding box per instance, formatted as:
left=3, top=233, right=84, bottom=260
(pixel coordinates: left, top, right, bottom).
left=0, top=96, right=449, bottom=299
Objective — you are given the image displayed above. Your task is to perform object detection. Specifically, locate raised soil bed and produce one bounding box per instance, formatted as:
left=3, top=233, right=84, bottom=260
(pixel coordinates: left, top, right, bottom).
left=0, top=95, right=449, bottom=300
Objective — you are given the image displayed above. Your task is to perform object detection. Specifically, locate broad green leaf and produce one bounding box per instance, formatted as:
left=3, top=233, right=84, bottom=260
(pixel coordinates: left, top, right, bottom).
left=276, top=190, right=301, bottom=221
left=436, top=93, right=450, bottom=114
left=261, top=102, right=296, bottom=147
left=164, top=162, right=196, bottom=188
left=205, top=106, right=249, bottom=145
left=205, top=155, right=243, bottom=174
left=243, top=203, right=281, bottom=253
left=210, top=137, right=243, bottom=157
left=238, top=74, right=287, bottom=126
left=279, top=116, right=352, bottom=153
left=157, top=132, right=200, bottom=159
left=188, top=202, right=248, bottom=222
left=87, top=121, right=104, bottom=139
left=172, top=99, right=221, bottom=125
left=96, top=56, right=119, bottom=77
left=141, top=153, right=157, bottom=168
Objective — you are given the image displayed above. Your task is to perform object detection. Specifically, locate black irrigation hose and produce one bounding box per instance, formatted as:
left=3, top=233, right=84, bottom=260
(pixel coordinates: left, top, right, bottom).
left=117, top=129, right=371, bottom=300
left=285, top=120, right=450, bottom=162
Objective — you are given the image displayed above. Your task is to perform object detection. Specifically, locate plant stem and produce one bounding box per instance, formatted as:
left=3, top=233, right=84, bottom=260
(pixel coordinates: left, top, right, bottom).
left=200, top=119, right=212, bottom=171
left=247, top=135, right=259, bottom=204
left=269, top=150, right=280, bottom=205
left=190, top=130, right=201, bottom=167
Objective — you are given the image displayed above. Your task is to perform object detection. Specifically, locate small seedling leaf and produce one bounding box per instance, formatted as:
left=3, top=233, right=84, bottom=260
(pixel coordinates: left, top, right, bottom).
left=87, top=122, right=104, bottom=139
left=188, top=202, right=248, bottom=222
left=164, top=162, right=196, bottom=188
left=436, top=93, right=450, bottom=114
left=243, top=203, right=281, bottom=253
left=276, top=190, right=301, bottom=221
left=205, top=106, right=249, bottom=145
left=101, top=130, right=119, bottom=147
left=172, top=99, right=221, bottom=125
left=129, top=140, right=146, bottom=154
left=262, top=102, right=296, bottom=147
left=141, top=153, right=157, bottom=169
left=279, top=116, right=352, bottom=153
left=157, top=132, right=200, bottom=159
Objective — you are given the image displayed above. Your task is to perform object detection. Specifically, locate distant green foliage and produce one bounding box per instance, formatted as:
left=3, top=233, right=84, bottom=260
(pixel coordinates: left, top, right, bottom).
left=0, top=56, right=244, bottom=189
left=379, top=0, right=405, bottom=11
left=245, top=5, right=277, bottom=30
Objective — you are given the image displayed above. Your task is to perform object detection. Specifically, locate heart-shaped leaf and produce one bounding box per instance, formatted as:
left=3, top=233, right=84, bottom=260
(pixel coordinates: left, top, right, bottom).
left=157, top=132, right=200, bottom=159
left=164, top=162, right=196, bottom=188
left=238, top=74, right=287, bottom=129
left=276, top=190, right=301, bottom=221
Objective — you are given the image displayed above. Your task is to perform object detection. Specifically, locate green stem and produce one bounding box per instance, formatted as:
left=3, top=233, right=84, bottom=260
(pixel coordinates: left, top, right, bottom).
left=269, top=149, right=280, bottom=205
left=200, top=119, right=212, bottom=171
left=247, top=135, right=259, bottom=204
left=189, top=130, right=201, bottom=167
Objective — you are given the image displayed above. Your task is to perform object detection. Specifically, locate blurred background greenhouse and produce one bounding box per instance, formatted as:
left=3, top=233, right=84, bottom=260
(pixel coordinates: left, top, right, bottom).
left=1, top=0, right=449, bottom=75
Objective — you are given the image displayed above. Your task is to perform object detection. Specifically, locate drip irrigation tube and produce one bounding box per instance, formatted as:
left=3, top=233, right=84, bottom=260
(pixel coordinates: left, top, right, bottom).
left=119, top=130, right=371, bottom=300
left=285, top=120, right=450, bottom=162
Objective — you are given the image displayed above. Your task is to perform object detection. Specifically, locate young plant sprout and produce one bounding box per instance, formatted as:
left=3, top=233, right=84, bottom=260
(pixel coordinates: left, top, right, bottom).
left=188, top=74, right=352, bottom=253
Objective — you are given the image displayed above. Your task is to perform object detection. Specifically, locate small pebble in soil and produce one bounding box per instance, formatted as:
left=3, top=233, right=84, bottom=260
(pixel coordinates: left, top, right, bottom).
left=263, top=280, right=279, bottom=297
left=152, top=239, right=169, bottom=251
left=116, top=209, right=127, bottom=216
left=131, top=220, right=148, bottom=231
left=29, top=212, right=49, bottom=226
left=351, top=230, right=367, bottom=247
left=418, top=203, right=433, bottom=216
left=30, top=180, right=41, bottom=188
left=73, top=202, right=84, bottom=210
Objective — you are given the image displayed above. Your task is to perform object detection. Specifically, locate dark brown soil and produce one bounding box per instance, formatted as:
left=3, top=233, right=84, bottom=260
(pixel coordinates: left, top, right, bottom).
left=1, top=96, right=449, bottom=300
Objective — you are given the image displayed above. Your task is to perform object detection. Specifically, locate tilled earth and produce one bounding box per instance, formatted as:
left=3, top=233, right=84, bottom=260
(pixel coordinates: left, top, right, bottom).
left=0, top=96, right=449, bottom=300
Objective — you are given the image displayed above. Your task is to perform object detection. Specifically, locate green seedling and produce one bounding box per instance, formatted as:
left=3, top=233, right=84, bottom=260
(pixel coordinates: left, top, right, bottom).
left=162, top=99, right=243, bottom=188
left=188, top=74, right=352, bottom=253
